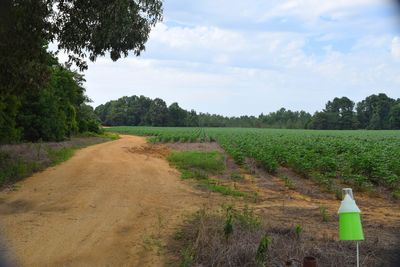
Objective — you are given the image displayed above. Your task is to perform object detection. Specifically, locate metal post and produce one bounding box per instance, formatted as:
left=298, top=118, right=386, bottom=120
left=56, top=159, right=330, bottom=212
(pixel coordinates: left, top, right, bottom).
left=356, top=241, right=360, bottom=267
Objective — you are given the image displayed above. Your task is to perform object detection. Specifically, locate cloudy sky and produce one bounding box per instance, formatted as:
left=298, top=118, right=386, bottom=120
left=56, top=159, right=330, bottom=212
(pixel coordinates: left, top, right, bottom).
left=83, top=0, right=400, bottom=116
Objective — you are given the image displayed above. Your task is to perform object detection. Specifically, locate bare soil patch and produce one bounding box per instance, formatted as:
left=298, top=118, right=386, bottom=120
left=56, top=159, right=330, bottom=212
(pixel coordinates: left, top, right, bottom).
left=123, top=143, right=171, bottom=158
left=167, top=141, right=223, bottom=152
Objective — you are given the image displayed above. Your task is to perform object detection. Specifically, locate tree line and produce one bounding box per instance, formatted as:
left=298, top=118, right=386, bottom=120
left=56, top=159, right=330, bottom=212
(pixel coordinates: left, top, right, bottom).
left=95, top=93, right=400, bottom=130
left=0, top=0, right=162, bottom=144
left=309, top=94, right=400, bottom=130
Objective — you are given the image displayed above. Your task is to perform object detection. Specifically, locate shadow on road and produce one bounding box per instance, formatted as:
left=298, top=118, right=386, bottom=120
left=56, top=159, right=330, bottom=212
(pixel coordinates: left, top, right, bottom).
left=0, top=235, right=16, bottom=267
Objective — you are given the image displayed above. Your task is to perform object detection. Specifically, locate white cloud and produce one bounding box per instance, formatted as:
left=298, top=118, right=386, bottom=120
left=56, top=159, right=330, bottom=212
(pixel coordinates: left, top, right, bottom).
left=150, top=23, right=245, bottom=52
left=47, top=1, right=400, bottom=116
left=147, top=23, right=309, bottom=69
left=391, top=36, right=400, bottom=59
left=261, top=0, right=383, bottom=22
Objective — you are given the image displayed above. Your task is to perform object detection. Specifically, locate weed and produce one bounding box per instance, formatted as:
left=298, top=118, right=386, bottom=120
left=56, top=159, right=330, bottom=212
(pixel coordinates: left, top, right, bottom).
left=181, top=169, right=208, bottom=180
left=169, top=205, right=384, bottom=267
left=47, top=148, right=75, bottom=166
left=319, top=206, right=329, bottom=222
left=78, top=131, right=120, bottom=140
left=392, top=189, right=400, bottom=200
left=142, top=234, right=163, bottom=255
left=36, top=140, right=43, bottom=159
left=255, top=234, right=272, bottom=266
left=224, top=205, right=234, bottom=239
left=248, top=191, right=260, bottom=203
left=0, top=154, right=42, bottom=186
left=335, top=188, right=342, bottom=200
left=142, top=213, right=166, bottom=256
left=173, top=229, right=185, bottom=241
left=167, top=151, right=224, bottom=179
left=179, top=247, right=194, bottom=267
left=200, top=179, right=247, bottom=197
left=230, top=171, right=244, bottom=181
left=295, top=224, right=303, bottom=238
left=281, top=175, right=295, bottom=189
left=234, top=204, right=261, bottom=229
left=10, top=184, right=20, bottom=191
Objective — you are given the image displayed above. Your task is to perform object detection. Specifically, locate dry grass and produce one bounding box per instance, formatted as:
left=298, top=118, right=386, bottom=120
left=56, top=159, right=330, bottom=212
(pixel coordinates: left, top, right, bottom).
left=168, top=205, right=395, bottom=267
left=0, top=137, right=110, bottom=187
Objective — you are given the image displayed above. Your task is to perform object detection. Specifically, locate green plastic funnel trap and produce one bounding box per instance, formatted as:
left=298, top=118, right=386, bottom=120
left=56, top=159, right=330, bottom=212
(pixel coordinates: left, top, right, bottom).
left=338, top=188, right=364, bottom=241
left=338, top=188, right=364, bottom=267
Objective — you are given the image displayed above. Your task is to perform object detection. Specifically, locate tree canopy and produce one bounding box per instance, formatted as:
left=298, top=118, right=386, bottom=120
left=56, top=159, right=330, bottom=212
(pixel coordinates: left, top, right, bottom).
left=0, top=0, right=162, bottom=143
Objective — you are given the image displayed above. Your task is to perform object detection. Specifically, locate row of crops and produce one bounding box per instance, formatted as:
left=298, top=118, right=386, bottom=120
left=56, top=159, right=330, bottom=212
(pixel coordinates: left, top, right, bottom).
left=108, top=126, right=400, bottom=191
left=111, top=126, right=208, bottom=143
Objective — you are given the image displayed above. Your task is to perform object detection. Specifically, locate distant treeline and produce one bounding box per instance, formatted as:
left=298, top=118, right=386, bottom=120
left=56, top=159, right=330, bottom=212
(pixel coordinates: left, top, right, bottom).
left=95, top=93, right=400, bottom=130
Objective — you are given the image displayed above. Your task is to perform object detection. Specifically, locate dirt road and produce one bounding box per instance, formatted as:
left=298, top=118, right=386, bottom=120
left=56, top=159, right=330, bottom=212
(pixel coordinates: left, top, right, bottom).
left=0, top=135, right=206, bottom=267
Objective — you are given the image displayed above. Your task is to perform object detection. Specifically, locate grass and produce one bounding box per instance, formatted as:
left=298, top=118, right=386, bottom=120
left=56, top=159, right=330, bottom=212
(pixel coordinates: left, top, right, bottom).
left=280, top=175, right=295, bottom=190
left=392, top=189, right=400, bottom=200
left=77, top=131, right=120, bottom=140
left=167, top=150, right=247, bottom=197
left=170, top=205, right=266, bottom=267
left=319, top=206, right=329, bottom=222
left=47, top=147, right=75, bottom=166
left=168, top=206, right=383, bottom=267
left=200, top=179, right=247, bottom=197
left=230, top=171, right=245, bottom=181
left=167, top=150, right=225, bottom=179
left=0, top=134, right=118, bottom=187
left=0, top=152, right=42, bottom=186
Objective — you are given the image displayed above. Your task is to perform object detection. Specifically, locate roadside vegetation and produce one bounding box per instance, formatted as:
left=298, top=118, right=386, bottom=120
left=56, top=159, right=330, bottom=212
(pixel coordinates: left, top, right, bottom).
left=167, top=150, right=247, bottom=197
left=0, top=132, right=118, bottom=188
left=169, top=205, right=384, bottom=267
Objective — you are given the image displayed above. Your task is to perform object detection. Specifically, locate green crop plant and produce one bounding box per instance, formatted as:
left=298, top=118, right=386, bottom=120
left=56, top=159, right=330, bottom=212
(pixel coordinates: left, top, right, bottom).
left=107, top=126, right=400, bottom=197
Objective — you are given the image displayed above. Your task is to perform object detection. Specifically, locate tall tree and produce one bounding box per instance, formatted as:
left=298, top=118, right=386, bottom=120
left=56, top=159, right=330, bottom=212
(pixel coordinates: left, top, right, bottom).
left=389, top=102, right=400, bottom=129
left=16, top=64, right=91, bottom=141
left=52, top=0, right=163, bottom=69
left=0, top=0, right=162, bottom=142
left=356, top=93, right=395, bottom=129
left=168, top=103, right=187, bottom=126
left=146, top=98, right=168, bottom=126
left=185, top=110, right=199, bottom=127
left=324, top=97, right=357, bottom=129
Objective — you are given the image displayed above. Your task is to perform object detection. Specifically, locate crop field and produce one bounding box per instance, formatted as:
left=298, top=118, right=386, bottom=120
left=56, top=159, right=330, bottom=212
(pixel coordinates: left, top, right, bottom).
left=107, top=126, right=400, bottom=196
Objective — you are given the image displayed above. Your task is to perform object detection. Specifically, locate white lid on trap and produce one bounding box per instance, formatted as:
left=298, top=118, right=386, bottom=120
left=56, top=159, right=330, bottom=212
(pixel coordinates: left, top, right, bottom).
left=338, top=193, right=361, bottom=214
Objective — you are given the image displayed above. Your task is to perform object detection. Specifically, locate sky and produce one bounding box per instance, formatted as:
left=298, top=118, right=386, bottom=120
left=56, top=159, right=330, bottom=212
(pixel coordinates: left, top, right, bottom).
left=79, top=0, right=400, bottom=116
